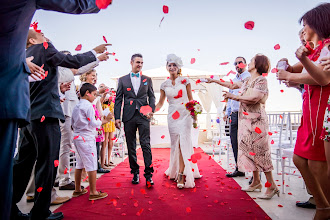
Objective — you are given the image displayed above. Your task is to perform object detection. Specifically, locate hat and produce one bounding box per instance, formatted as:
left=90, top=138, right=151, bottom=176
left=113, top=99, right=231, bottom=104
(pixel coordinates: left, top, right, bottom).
left=166, top=54, right=183, bottom=69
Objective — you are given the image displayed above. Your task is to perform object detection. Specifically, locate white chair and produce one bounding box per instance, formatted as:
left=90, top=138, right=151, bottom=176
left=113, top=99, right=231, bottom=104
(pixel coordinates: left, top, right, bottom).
left=211, top=117, right=231, bottom=165
left=281, top=147, right=304, bottom=194
left=111, top=127, right=126, bottom=162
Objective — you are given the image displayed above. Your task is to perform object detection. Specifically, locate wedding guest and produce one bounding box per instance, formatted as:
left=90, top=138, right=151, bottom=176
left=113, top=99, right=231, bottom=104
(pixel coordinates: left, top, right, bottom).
left=72, top=83, right=113, bottom=200
left=80, top=70, right=109, bottom=174
left=100, top=86, right=116, bottom=168
left=207, top=54, right=279, bottom=199
left=224, top=57, right=250, bottom=178
left=11, top=29, right=109, bottom=220
left=155, top=54, right=202, bottom=188
left=57, top=50, right=107, bottom=190
left=277, top=3, right=330, bottom=219
left=0, top=1, right=105, bottom=219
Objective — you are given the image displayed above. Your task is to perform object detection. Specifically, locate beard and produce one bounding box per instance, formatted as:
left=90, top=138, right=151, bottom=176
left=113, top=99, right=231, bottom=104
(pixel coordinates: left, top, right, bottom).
left=236, top=67, right=243, bottom=74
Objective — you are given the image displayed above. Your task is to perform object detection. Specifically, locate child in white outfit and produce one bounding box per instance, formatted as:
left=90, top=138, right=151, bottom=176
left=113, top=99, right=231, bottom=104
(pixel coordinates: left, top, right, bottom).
left=71, top=83, right=113, bottom=201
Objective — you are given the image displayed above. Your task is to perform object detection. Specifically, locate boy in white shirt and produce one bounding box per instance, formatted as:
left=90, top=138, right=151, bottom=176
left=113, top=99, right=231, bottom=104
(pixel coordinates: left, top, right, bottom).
left=71, top=83, right=113, bottom=200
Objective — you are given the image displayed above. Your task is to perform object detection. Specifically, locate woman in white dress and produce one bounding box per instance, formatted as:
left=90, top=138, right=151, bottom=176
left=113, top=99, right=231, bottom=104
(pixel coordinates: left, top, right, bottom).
left=155, top=54, right=202, bottom=188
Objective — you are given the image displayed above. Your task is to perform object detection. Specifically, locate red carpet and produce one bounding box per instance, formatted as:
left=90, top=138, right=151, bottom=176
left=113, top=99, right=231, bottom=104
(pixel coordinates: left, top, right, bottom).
left=56, top=148, right=270, bottom=219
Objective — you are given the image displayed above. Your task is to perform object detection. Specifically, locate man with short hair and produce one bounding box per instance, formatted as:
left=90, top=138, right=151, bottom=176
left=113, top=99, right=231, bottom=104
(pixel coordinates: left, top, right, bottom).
left=225, top=57, right=250, bottom=178
left=114, top=54, right=155, bottom=186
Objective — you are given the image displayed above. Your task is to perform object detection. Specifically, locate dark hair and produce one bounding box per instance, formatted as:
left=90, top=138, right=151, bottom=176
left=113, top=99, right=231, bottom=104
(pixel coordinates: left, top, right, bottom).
left=235, top=56, right=246, bottom=64
left=254, top=54, right=270, bottom=75
left=299, top=3, right=330, bottom=39
left=80, top=83, right=97, bottom=97
left=131, top=53, right=143, bottom=62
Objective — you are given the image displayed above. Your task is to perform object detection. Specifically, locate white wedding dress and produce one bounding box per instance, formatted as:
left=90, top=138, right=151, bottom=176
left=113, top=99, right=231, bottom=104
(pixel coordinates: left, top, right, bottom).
left=161, top=76, right=202, bottom=188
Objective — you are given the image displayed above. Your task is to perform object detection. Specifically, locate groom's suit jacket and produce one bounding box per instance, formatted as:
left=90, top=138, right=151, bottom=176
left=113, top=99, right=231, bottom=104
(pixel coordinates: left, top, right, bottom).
left=114, top=74, right=155, bottom=123
left=0, top=0, right=99, bottom=126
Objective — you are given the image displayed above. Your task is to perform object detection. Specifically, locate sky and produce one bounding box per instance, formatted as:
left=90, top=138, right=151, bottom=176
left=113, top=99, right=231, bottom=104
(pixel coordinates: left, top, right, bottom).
left=32, top=0, right=326, bottom=112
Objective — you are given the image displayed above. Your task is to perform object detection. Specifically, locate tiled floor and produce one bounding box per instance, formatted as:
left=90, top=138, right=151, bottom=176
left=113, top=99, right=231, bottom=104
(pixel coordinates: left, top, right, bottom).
left=17, top=144, right=315, bottom=220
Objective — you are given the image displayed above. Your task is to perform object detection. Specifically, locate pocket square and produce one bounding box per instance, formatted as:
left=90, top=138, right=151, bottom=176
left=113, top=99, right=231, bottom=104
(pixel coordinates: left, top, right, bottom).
left=144, top=82, right=148, bottom=85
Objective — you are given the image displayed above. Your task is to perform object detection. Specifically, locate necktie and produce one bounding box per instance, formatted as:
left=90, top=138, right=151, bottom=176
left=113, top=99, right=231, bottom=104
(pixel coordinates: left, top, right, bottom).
left=131, top=72, right=140, bottom=78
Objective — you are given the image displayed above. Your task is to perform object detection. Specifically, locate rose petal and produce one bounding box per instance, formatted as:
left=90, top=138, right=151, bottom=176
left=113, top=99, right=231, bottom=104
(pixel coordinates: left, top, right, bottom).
left=220, top=62, right=229, bottom=65
left=265, top=181, right=272, bottom=187
left=54, top=160, right=59, bottom=167
left=271, top=68, right=278, bottom=73
left=140, top=105, right=152, bottom=115
left=244, top=21, right=255, bottom=30
left=75, top=44, right=82, bottom=51
left=116, top=183, right=121, bottom=187
left=172, top=111, right=180, bottom=120
left=161, top=135, right=165, bottom=139
left=37, top=187, right=43, bottom=192
left=280, top=89, right=284, bottom=93
left=274, top=44, right=281, bottom=50
left=249, top=152, right=256, bottom=156
left=174, top=89, right=183, bottom=99
left=96, top=0, right=112, bottom=9
left=40, top=115, right=45, bottom=122
left=186, top=207, right=192, bottom=213
left=163, top=5, right=169, bottom=14
left=43, top=41, right=48, bottom=50
left=103, top=36, right=108, bottom=43
left=191, top=58, right=196, bottom=64
left=255, top=127, right=262, bottom=134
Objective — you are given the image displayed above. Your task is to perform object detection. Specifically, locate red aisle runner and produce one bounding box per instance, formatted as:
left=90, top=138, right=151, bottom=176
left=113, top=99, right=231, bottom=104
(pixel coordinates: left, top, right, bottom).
left=56, top=148, right=270, bottom=219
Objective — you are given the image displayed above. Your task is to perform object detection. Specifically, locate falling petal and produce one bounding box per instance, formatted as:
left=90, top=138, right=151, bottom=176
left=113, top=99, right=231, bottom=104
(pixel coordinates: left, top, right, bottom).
left=244, top=21, right=255, bottom=30
left=75, top=44, right=82, bottom=51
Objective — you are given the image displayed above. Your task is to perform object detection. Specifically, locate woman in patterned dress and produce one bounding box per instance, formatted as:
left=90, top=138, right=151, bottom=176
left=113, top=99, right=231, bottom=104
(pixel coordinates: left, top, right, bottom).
left=207, top=54, right=279, bottom=199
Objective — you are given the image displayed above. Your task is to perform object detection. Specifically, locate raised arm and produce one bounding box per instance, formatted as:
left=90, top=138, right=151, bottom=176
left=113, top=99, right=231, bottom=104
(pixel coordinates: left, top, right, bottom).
left=36, top=0, right=101, bottom=14
left=206, top=78, right=241, bottom=90
left=277, top=70, right=320, bottom=85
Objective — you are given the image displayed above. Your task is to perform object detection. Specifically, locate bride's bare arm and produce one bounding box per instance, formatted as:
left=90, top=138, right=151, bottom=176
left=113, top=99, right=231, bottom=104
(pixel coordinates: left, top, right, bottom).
left=155, top=90, right=166, bottom=112
left=186, top=83, right=193, bottom=101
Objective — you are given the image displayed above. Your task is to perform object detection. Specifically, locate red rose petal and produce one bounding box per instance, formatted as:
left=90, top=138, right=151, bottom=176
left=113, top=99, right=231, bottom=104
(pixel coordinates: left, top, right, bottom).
left=238, top=63, right=246, bottom=68
left=40, top=115, right=45, bottom=122
left=43, top=41, right=48, bottom=50
left=140, top=105, right=152, bottom=115
left=161, top=135, right=165, bottom=139
left=255, top=127, right=262, bottom=134
left=53, top=160, right=60, bottom=169
left=136, top=208, right=144, bottom=216
left=274, top=44, right=281, bottom=50
left=174, top=89, right=183, bottom=99
left=96, top=0, right=112, bottom=9
left=116, top=182, right=121, bottom=187
left=64, top=167, right=68, bottom=174
left=262, top=73, right=268, bottom=77
left=140, top=189, right=146, bottom=194
left=249, top=152, right=256, bottom=156
left=244, top=21, right=255, bottom=30
left=181, top=79, right=187, bottom=84
left=37, top=187, right=43, bottom=192
left=271, top=68, right=278, bottom=73
left=115, top=59, right=119, bottom=61
left=127, top=88, right=131, bottom=91
left=191, top=58, right=196, bottom=64
left=265, top=181, right=272, bottom=187
left=172, top=111, right=180, bottom=120
left=226, top=70, right=236, bottom=76
left=288, top=192, right=292, bottom=195
left=130, top=100, right=133, bottom=105
left=82, top=136, right=85, bottom=142
left=75, top=44, right=82, bottom=51
left=103, top=36, right=108, bottom=43
left=271, top=140, right=275, bottom=144
left=278, top=204, right=283, bottom=207
left=163, top=5, right=169, bottom=14
left=220, top=62, right=229, bottom=65
left=220, top=79, right=225, bottom=83
left=186, top=207, right=192, bottom=213
left=196, top=79, right=201, bottom=85
left=280, top=90, right=284, bottom=93
left=87, top=118, right=91, bottom=121
left=268, top=132, right=272, bottom=136
left=243, top=112, right=248, bottom=115
left=230, top=79, right=233, bottom=84
left=74, top=135, right=79, bottom=140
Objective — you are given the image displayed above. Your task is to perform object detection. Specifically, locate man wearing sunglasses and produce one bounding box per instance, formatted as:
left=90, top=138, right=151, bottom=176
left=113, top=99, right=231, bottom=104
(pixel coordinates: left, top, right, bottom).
left=225, top=57, right=250, bottom=178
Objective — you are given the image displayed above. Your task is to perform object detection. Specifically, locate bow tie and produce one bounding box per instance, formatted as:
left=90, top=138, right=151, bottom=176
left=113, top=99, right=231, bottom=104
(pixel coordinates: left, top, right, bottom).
left=131, top=72, right=140, bottom=78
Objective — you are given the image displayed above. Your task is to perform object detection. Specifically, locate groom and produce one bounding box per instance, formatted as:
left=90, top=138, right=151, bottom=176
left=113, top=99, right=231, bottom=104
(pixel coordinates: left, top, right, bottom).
left=114, top=53, right=155, bottom=186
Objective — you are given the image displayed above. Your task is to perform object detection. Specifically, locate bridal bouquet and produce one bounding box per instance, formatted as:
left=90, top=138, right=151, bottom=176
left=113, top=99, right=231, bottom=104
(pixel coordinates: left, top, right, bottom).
left=185, top=100, right=202, bottom=128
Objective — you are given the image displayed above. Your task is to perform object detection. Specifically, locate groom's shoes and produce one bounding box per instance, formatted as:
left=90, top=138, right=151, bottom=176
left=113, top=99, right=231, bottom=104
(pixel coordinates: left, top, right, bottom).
left=132, top=173, right=139, bottom=184
left=146, top=177, right=154, bottom=187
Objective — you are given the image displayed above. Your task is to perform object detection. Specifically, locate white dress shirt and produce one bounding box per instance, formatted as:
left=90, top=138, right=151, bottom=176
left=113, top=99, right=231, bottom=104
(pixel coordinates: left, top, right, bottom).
left=130, top=72, right=141, bottom=96
left=72, top=99, right=102, bottom=141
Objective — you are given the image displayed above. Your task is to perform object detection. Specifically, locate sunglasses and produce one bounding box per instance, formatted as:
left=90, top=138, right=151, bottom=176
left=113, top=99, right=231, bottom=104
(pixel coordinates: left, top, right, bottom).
left=234, top=61, right=244, bottom=66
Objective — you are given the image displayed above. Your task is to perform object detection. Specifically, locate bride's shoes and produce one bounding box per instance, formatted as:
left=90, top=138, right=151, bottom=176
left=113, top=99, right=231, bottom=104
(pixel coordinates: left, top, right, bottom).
left=241, top=183, right=262, bottom=192
left=177, top=173, right=184, bottom=189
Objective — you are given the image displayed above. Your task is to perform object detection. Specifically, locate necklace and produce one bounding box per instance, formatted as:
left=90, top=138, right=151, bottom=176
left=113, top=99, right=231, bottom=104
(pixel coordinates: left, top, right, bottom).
left=307, top=85, right=323, bottom=146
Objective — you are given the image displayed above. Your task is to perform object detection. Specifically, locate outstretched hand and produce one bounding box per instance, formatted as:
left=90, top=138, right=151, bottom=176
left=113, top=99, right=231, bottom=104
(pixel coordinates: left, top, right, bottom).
left=97, top=53, right=110, bottom=62
left=26, top=56, right=45, bottom=80
left=93, top=44, right=112, bottom=54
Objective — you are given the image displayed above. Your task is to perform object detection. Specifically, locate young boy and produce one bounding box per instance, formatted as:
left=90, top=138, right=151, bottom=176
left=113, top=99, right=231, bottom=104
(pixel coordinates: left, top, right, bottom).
left=72, top=83, right=113, bottom=200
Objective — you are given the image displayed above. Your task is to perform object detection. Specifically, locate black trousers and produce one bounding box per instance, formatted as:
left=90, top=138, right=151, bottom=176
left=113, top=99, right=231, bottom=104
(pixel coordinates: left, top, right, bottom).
left=12, top=118, right=61, bottom=220
left=229, top=112, right=239, bottom=170
left=96, top=142, right=101, bottom=169
left=124, top=110, right=153, bottom=178
left=0, top=119, right=19, bottom=220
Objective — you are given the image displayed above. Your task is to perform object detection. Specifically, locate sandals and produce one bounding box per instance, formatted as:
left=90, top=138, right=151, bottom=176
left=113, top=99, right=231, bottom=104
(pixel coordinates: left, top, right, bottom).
left=104, top=162, right=115, bottom=167
left=72, top=189, right=88, bottom=198
left=89, top=191, right=108, bottom=201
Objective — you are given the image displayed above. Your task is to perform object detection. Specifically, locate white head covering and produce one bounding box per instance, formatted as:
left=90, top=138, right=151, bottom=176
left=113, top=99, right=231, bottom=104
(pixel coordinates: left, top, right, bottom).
left=166, top=54, right=183, bottom=69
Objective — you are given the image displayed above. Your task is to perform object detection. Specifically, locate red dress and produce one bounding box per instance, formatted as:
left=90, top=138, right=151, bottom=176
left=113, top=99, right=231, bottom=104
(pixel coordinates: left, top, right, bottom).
left=294, top=84, right=330, bottom=161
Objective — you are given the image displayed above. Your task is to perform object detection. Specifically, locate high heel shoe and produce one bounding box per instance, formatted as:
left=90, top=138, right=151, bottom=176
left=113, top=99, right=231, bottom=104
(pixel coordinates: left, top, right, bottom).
left=257, top=188, right=280, bottom=200
left=177, top=173, right=184, bottom=189
left=241, top=183, right=262, bottom=192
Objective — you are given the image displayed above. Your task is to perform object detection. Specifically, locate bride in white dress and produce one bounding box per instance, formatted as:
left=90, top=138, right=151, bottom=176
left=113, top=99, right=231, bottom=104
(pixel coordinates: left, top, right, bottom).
left=155, top=54, right=202, bottom=188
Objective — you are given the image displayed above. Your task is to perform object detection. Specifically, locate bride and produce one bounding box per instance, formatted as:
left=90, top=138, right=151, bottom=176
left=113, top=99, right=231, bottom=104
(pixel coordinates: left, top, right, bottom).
left=155, top=54, right=202, bottom=188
